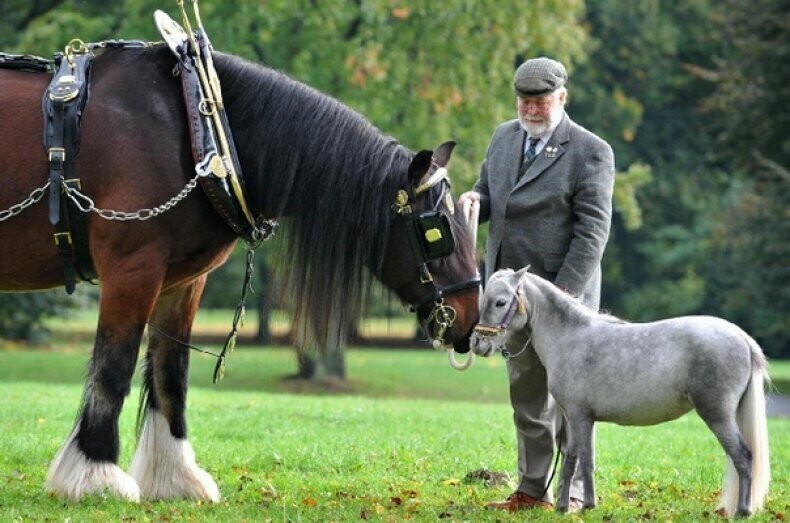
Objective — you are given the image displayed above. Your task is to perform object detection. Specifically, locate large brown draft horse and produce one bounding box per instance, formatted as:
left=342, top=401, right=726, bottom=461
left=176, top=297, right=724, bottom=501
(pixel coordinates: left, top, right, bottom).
left=0, top=44, right=479, bottom=501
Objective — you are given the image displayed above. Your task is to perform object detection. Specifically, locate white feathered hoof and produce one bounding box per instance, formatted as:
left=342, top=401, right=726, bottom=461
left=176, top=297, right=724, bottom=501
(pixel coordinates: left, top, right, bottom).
left=130, top=409, right=220, bottom=502
left=46, top=428, right=141, bottom=502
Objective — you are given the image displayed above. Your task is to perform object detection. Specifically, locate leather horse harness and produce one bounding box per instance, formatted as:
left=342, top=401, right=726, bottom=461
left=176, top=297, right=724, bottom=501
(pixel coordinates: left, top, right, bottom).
left=1, top=1, right=478, bottom=355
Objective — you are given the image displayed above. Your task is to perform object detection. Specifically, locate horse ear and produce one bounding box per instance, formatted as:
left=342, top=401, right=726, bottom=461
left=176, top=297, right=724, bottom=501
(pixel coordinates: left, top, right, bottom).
left=432, top=140, right=456, bottom=168
left=408, top=150, right=434, bottom=184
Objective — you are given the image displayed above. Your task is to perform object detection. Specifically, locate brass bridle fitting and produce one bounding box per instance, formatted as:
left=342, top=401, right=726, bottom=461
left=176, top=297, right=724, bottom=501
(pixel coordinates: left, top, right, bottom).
left=429, top=298, right=458, bottom=349
left=472, top=324, right=504, bottom=338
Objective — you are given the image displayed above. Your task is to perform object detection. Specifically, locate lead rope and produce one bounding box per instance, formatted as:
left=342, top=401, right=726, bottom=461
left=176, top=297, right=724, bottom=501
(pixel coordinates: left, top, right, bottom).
left=212, top=247, right=256, bottom=383
left=446, top=199, right=481, bottom=371
left=143, top=248, right=256, bottom=383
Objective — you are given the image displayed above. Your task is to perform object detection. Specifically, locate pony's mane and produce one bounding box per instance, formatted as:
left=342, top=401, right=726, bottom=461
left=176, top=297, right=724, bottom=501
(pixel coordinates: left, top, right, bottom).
left=523, top=273, right=620, bottom=325
left=530, top=274, right=627, bottom=324
left=212, top=51, right=416, bottom=346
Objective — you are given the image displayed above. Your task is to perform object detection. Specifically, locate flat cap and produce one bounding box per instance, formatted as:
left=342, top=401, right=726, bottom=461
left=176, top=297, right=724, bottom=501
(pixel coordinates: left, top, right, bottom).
left=514, top=57, right=567, bottom=96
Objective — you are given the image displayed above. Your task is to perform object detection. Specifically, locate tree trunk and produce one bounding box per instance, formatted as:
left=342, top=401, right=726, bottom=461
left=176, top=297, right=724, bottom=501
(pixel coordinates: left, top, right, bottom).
left=255, top=255, right=272, bottom=344
left=292, top=318, right=355, bottom=380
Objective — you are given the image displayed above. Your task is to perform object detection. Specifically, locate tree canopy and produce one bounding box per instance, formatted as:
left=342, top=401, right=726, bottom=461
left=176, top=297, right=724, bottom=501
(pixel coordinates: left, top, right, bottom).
left=1, top=0, right=786, bottom=357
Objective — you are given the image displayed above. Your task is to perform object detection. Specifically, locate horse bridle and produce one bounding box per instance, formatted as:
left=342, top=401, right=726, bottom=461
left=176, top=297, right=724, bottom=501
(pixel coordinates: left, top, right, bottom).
left=473, top=283, right=527, bottom=338
left=392, top=165, right=481, bottom=348
left=472, top=281, right=533, bottom=360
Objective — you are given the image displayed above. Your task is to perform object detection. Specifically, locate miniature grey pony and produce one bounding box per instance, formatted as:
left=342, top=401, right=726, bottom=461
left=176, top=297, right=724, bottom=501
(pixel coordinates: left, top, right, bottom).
left=470, top=267, right=770, bottom=517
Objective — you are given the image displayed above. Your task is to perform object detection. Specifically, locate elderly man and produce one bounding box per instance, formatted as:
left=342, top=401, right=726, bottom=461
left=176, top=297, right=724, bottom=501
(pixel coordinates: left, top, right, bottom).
left=460, top=57, right=615, bottom=511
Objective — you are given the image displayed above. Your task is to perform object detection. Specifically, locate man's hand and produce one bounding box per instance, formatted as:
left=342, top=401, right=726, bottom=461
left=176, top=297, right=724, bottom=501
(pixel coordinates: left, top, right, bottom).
left=458, top=190, right=481, bottom=207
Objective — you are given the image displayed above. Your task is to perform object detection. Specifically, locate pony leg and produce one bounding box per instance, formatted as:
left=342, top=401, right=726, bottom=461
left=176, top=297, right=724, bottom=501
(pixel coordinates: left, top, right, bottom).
left=555, top=418, right=578, bottom=513
left=46, top=277, right=161, bottom=501
left=574, top=418, right=596, bottom=509
left=130, top=276, right=219, bottom=501
left=705, top=365, right=770, bottom=517
left=698, top=408, right=752, bottom=517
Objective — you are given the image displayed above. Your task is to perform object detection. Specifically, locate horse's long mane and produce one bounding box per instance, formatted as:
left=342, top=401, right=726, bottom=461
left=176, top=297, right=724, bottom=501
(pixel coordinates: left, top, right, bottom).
left=208, top=50, right=414, bottom=345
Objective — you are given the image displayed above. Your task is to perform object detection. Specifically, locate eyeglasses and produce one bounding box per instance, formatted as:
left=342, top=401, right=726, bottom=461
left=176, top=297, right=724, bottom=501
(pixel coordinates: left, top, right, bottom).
left=517, top=96, right=554, bottom=111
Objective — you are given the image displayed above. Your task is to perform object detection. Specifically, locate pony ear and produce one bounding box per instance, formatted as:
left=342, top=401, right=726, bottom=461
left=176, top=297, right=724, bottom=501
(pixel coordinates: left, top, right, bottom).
left=432, top=140, right=456, bottom=168
left=514, top=265, right=531, bottom=280
left=408, top=150, right=434, bottom=184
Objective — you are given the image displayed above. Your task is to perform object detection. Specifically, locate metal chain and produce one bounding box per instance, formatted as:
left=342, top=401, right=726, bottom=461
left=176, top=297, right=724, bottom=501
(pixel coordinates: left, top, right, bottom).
left=62, top=171, right=204, bottom=221
left=502, top=337, right=532, bottom=360
left=0, top=181, right=51, bottom=221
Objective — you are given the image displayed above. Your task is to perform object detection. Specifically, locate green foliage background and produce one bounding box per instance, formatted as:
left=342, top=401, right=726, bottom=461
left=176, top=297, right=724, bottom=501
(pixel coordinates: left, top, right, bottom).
left=0, top=0, right=787, bottom=357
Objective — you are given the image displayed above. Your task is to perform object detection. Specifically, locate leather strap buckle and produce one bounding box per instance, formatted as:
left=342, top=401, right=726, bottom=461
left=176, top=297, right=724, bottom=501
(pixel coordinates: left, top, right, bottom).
left=53, top=231, right=72, bottom=246
left=48, top=147, right=66, bottom=165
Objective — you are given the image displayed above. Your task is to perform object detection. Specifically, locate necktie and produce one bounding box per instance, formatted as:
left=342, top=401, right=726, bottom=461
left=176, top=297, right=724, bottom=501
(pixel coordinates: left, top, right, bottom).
left=525, top=137, right=540, bottom=163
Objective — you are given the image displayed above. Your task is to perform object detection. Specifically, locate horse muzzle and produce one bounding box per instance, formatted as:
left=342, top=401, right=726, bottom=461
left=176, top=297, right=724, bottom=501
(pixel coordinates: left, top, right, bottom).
left=470, top=324, right=506, bottom=357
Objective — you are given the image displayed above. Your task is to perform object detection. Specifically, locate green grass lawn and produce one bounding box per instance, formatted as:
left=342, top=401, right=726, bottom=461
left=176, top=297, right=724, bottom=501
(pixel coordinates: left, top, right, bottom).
left=0, top=345, right=788, bottom=521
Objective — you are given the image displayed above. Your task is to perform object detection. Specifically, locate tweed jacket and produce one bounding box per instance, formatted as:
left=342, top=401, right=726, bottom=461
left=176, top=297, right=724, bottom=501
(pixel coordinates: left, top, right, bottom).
left=474, top=113, right=614, bottom=306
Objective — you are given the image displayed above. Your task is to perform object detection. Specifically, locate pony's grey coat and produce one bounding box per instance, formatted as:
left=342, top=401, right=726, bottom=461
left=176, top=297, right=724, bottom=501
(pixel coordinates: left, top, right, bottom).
left=471, top=267, right=770, bottom=516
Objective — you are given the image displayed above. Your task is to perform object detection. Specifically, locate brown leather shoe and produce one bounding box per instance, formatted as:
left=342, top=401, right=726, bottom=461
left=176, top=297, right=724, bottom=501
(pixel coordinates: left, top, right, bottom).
left=486, top=491, right=552, bottom=511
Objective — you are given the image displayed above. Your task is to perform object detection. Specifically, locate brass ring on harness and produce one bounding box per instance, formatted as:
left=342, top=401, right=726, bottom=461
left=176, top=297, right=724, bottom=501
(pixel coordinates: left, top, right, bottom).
left=430, top=299, right=457, bottom=349
left=64, top=39, right=88, bottom=68
left=199, top=98, right=216, bottom=116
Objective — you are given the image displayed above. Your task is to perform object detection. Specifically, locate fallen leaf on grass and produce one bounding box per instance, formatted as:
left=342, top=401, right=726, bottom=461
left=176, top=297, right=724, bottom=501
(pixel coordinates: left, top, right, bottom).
left=237, top=474, right=253, bottom=491
left=622, top=490, right=638, bottom=501
left=360, top=503, right=385, bottom=516
left=442, top=478, right=460, bottom=486
left=463, top=469, right=511, bottom=488
left=302, top=497, right=317, bottom=507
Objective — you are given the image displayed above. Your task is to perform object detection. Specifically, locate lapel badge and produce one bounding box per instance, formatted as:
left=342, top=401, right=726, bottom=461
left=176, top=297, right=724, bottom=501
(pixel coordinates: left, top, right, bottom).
left=544, top=146, right=558, bottom=158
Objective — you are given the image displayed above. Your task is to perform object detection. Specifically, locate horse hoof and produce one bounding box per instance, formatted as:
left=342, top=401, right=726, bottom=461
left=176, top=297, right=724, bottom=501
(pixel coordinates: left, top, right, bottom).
left=131, top=410, right=220, bottom=501
left=47, top=429, right=141, bottom=502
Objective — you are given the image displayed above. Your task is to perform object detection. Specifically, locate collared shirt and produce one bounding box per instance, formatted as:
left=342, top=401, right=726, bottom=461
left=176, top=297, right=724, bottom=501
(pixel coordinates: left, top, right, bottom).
left=524, top=117, right=562, bottom=157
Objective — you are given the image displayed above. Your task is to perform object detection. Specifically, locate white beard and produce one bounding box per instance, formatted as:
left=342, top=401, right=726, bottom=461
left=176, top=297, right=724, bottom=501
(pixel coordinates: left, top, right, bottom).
left=519, top=119, right=550, bottom=137
left=518, top=104, right=565, bottom=137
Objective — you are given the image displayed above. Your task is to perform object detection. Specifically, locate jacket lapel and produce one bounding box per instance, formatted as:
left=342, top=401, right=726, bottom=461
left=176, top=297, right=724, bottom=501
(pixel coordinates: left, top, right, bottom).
left=514, top=113, right=570, bottom=190
left=505, top=125, right=526, bottom=189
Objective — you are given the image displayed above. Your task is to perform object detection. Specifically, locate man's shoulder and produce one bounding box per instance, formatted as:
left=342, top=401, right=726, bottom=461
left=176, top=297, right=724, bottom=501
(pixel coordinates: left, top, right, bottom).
left=566, top=116, right=611, bottom=151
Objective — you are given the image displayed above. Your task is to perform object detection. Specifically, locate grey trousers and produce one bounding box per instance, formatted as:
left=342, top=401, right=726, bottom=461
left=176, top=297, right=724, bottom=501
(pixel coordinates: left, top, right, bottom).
left=506, top=341, right=589, bottom=502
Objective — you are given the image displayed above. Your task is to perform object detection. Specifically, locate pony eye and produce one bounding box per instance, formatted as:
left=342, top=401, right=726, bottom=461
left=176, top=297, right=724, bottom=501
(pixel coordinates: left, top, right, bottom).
left=495, top=298, right=507, bottom=307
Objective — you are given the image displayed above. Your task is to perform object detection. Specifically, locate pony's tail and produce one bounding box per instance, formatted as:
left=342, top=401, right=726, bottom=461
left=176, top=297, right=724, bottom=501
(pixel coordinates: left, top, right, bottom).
left=720, top=337, right=770, bottom=516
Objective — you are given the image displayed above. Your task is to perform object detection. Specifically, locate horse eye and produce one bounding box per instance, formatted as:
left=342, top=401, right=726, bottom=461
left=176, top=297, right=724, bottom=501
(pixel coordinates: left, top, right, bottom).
left=495, top=298, right=507, bottom=307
